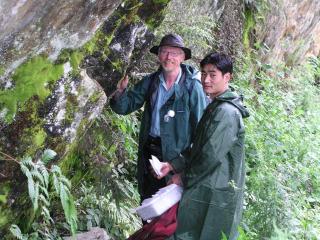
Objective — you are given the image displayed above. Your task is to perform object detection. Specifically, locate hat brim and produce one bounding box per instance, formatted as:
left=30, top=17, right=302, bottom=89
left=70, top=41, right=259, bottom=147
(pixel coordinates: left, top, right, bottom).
left=150, top=45, right=191, bottom=60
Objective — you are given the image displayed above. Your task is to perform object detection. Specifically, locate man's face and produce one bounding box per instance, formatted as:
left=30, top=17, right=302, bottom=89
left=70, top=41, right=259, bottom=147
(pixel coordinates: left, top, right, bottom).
left=201, top=64, right=230, bottom=97
left=158, top=46, right=185, bottom=73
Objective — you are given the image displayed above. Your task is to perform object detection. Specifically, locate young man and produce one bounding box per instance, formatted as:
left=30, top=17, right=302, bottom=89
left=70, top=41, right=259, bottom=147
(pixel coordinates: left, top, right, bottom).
left=160, top=52, right=249, bottom=240
left=110, top=33, right=206, bottom=203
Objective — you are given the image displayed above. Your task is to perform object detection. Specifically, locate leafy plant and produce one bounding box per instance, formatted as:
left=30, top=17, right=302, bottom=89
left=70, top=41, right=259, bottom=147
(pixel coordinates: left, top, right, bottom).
left=4, top=149, right=77, bottom=239
left=76, top=183, right=140, bottom=239
left=64, top=107, right=141, bottom=239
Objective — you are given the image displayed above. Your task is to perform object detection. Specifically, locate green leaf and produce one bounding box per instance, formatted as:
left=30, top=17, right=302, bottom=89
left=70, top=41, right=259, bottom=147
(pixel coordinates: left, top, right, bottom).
left=39, top=163, right=49, bottom=187
left=33, top=182, right=39, bottom=212
left=60, top=184, right=78, bottom=235
left=41, top=149, right=57, bottom=164
left=9, top=224, right=27, bottom=240
left=20, top=164, right=36, bottom=205
left=31, top=169, right=44, bottom=186
left=52, top=173, right=60, bottom=193
left=39, top=193, right=50, bottom=206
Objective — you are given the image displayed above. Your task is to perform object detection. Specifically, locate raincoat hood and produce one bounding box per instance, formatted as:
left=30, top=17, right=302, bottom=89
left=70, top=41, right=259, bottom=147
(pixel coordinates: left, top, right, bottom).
left=214, top=89, right=250, bottom=118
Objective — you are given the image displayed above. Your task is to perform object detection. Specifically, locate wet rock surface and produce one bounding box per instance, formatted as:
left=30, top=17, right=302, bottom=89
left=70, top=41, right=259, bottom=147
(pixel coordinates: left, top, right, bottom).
left=259, top=0, right=320, bottom=65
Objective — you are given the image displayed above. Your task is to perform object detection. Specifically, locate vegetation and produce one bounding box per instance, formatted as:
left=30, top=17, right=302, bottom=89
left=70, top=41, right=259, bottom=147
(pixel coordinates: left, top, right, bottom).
left=0, top=150, right=77, bottom=240
left=233, top=53, right=320, bottom=239
left=0, top=56, right=63, bottom=123
left=72, top=108, right=141, bottom=239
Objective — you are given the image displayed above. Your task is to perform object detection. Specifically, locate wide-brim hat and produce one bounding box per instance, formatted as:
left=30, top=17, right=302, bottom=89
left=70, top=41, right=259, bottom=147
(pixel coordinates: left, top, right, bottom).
left=150, top=33, right=191, bottom=60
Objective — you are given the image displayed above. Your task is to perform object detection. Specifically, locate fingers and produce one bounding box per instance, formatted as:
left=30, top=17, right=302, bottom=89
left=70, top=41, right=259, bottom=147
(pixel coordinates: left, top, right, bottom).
left=117, top=75, right=129, bottom=92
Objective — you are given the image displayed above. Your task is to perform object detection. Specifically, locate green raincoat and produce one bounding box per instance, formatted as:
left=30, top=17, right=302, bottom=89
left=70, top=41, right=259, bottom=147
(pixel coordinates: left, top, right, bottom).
left=110, top=64, right=206, bottom=197
left=167, top=89, right=249, bottom=240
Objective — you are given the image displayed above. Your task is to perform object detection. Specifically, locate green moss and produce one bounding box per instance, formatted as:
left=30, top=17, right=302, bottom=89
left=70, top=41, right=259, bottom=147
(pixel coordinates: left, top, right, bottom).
left=0, top=209, right=9, bottom=227
left=243, top=8, right=255, bottom=50
left=64, top=97, right=78, bottom=126
left=0, top=66, right=5, bottom=76
left=144, top=7, right=168, bottom=30
left=33, top=128, right=47, bottom=148
left=70, top=51, right=84, bottom=72
left=88, top=92, right=103, bottom=103
left=56, top=49, right=84, bottom=77
left=152, top=0, right=170, bottom=4
left=60, top=148, right=90, bottom=185
left=110, top=59, right=123, bottom=71
left=82, top=30, right=113, bottom=57
left=0, top=184, right=12, bottom=229
left=0, top=184, right=9, bottom=204
left=0, top=55, right=63, bottom=123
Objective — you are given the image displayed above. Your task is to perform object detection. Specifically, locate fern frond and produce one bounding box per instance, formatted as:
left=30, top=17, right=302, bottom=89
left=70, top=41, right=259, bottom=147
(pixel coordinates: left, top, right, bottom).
left=38, top=162, right=50, bottom=187
left=39, top=194, right=50, bottom=206
left=59, top=176, right=72, bottom=189
left=52, top=173, right=60, bottom=193
left=9, top=224, right=27, bottom=240
left=33, top=181, right=40, bottom=212
left=51, top=165, right=62, bottom=175
left=41, top=149, right=57, bottom=164
left=31, top=169, right=45, bottom=186
left=39, top=186, right=50, bottom=199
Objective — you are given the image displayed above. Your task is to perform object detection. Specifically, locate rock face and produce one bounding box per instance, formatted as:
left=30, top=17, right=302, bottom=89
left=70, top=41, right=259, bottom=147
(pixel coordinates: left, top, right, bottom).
left=214, top=0, right=244, bottom=58
left=258, top=0, right=320, bottom=65
left=0, top=0, right=121, bottom=72
left=0, top=0, right=170, bottom=237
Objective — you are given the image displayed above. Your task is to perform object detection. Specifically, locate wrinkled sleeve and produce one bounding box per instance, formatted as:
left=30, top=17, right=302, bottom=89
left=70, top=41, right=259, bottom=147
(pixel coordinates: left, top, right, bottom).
left=110, top=76, right=150, bottom=115
left=170, top=148, right=191, bottom=174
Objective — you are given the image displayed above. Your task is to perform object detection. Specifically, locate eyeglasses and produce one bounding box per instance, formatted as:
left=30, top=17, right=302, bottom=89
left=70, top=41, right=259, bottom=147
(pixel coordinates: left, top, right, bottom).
left=159, top=50, right=183, bottom=57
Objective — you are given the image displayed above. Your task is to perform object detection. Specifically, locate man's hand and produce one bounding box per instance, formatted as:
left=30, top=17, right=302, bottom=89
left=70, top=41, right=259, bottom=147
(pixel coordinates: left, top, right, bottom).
left=168, top=173, right=183, bottom=186
left=117, top=75, right=129, bottom=93
left=156, top=162, right=173, bottom=179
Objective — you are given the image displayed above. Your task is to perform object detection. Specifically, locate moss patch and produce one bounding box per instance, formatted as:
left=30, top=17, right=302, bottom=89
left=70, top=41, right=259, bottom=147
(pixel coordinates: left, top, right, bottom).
left=0, top=184, right=9, bottom=204
left=0, top=66, right=5, bottom=76
left=33, top=128, right=47, bottom=148
left=152, top=0, right=170, bottom=4
left=0, top=55, right=63, bottom=123
left=243, top=8, right=255, bottom=50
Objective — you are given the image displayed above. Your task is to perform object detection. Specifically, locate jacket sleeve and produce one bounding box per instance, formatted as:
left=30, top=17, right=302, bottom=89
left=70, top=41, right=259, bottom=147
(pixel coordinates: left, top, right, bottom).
left=189, top=79, right=206, bottom=140
left=110, top=76, right=150, bottom=115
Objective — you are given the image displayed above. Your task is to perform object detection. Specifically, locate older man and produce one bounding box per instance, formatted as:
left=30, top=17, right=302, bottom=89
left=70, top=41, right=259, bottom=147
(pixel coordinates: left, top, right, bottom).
left=110, top=33, right=206, bottom=202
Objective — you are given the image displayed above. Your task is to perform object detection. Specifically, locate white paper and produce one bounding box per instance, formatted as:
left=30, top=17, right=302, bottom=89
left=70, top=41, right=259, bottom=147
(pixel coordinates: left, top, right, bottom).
left=149, top=155, right=162, bottom=176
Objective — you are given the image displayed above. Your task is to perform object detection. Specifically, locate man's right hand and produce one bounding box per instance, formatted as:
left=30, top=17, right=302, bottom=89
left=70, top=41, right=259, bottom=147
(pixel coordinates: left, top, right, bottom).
left=117, top=75, right=129, bottom=93
left=156, top=162, right=173, bottom=179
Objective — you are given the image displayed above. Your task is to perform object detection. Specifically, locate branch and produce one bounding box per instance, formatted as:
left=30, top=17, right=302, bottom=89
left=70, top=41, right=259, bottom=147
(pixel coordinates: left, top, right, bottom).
left=0, top=151, right=20, bottom=165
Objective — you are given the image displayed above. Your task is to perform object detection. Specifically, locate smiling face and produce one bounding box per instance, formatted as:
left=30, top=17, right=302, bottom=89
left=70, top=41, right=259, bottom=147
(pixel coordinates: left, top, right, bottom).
left=158, top=46, right=185, bottom=73
left=201, top=64, right=231, bottom=98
